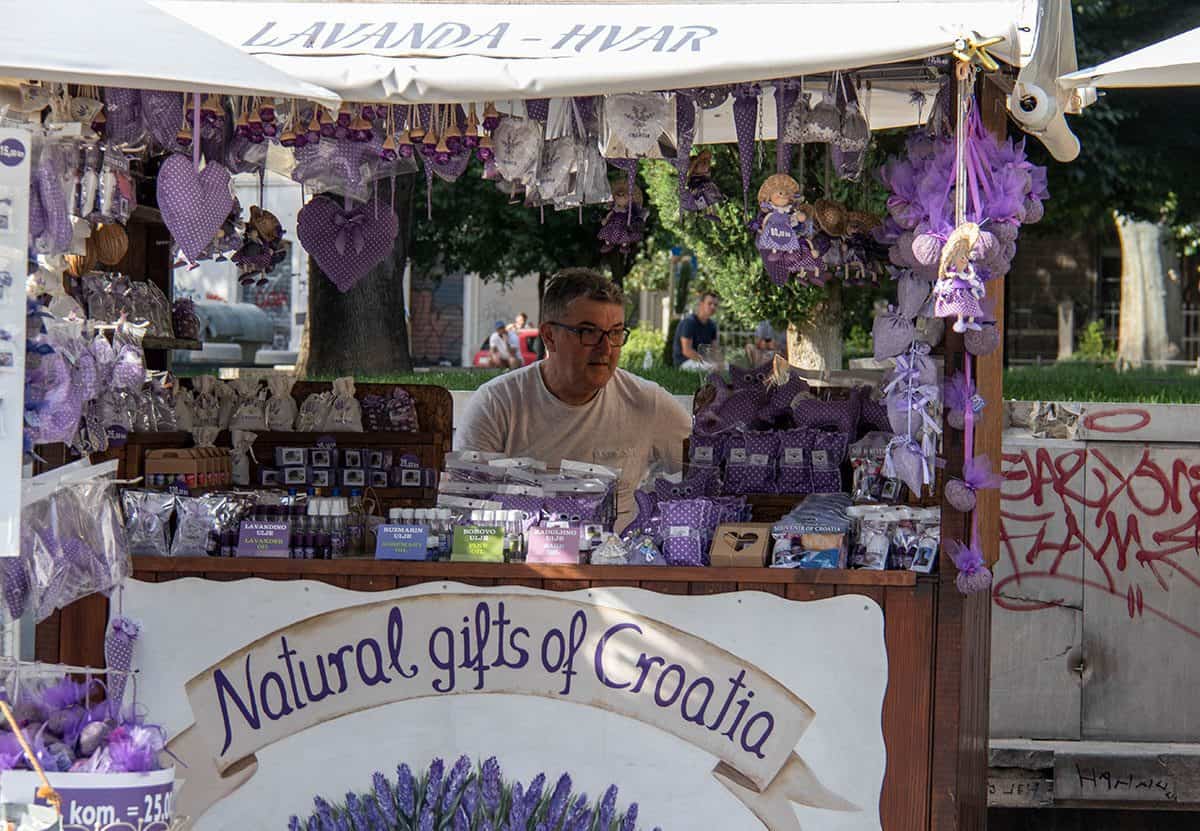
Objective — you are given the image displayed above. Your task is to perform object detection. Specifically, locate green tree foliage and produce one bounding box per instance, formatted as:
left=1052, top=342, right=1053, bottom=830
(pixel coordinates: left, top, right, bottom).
left=409, top=160, right=610, bottom=284
left=638, top=142, right=896, bottom=334
left=1033, top=0, right=1200, bottom=232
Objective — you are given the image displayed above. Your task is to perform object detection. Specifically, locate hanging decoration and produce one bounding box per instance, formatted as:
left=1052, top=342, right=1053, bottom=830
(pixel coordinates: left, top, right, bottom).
left=296, top=194, right=400, bottom=293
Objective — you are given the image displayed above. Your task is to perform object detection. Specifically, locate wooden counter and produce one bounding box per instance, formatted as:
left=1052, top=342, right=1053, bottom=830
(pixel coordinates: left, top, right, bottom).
left=37, top=557, right=967, bottom=831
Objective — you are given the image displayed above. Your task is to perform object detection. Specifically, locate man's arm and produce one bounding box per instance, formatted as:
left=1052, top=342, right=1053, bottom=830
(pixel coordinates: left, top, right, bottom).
left=651, top=387, right=694, bottom=472
left=454, top=386, right=506, bottom=453
left=677, top=318, right=705, bottom=362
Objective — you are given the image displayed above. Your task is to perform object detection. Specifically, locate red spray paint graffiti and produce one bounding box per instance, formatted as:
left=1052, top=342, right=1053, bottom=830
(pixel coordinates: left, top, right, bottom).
left=998, top=414, right=1200, bottom=640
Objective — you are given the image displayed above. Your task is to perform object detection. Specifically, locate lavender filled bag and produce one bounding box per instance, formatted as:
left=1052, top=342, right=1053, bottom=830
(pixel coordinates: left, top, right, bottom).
left=722, top=431, right=779, bottom=495
left=777, top=427, right=815, bottom=495
left=659, top=499, right=711, bottom=566
left=810, top=429, right=850, bottom=493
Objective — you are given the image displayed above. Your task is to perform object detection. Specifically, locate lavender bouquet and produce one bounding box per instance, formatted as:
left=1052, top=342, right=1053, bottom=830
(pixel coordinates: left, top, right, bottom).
left=289, top=754, right=661, bottom=831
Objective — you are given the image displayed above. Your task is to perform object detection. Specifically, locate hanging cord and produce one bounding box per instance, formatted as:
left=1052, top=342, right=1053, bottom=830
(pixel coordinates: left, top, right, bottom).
left=192, top=92, right=201, bottom=170
left=954, top=58, right=979, bottom=547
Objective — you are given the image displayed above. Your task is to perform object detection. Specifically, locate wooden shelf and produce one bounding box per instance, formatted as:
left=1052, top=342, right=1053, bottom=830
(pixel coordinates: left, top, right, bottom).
left=143, top=336, right=202, bottom=351
left=130, top=556, right=918, bottom=586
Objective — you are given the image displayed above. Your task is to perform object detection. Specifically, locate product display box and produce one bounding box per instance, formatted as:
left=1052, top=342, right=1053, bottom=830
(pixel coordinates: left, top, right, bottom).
left=708, top=523, right=775, bottom=567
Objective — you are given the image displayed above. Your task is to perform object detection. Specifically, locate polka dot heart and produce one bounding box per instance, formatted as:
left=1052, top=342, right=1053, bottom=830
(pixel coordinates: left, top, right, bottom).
left=156, top=155, right=234, bottom=263
left=297, top=195, right=399, bottom=293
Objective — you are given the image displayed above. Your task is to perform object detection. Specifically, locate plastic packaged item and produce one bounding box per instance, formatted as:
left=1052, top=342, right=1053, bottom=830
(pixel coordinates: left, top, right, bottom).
left=121, top=490, right=175, bottom=557
left=18, top=460, right=129, bottom=622
left=723, top=431, right=779, bottom=495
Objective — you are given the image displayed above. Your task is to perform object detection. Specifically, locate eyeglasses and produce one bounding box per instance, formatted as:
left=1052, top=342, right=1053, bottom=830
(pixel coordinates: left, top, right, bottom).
left=548, top=322, right=631, bottom=347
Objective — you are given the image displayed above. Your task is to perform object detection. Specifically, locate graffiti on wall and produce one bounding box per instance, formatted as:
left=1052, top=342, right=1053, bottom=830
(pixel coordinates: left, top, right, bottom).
left=998, top=407, right=1200, bottom=640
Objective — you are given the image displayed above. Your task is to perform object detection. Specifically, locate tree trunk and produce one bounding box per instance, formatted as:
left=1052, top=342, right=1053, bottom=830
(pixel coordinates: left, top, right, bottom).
left=295, top=174, right=417, bottom=378
left=1116, top=215, right=1170, bottom=369
left=787, top=282, right=844, bottom=371
left=1057, top=300, right=1075, bottom=361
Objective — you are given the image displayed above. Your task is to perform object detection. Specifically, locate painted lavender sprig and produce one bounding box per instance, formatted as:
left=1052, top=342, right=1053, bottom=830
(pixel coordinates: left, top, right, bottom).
left=291, top=756, right=655, bottom=831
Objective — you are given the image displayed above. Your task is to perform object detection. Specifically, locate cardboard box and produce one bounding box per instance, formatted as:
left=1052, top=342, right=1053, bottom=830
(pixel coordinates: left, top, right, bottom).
left=708, top=523, right=774, bottom=567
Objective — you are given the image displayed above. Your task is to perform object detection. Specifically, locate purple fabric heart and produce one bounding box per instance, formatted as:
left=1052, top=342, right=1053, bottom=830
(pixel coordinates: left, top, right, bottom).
left=140, top=90, right=183, bottom=149
left=157, top=156, right=233, bottom=263
left=297, top=195, right=399, bottom=293
left=103, top=88, right=143, bottom=146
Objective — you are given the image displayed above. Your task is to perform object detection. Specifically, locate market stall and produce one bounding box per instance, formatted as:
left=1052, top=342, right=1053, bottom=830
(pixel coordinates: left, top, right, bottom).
left=4, top=1, right=1084, bottom=829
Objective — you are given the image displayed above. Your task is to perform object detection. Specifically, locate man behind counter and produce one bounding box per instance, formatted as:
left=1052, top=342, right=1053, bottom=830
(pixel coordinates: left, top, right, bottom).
left=456, top=269, right=692, bottom=530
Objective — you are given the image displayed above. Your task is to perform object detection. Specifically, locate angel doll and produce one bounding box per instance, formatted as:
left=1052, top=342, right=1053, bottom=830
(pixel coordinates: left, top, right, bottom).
left=933, top=222, right=986, bottom=333
left=598, top=178, right=646, bottom=255
left=755, top=174, right=803, bottom=263
left=681, top=149, right=724, bottom=218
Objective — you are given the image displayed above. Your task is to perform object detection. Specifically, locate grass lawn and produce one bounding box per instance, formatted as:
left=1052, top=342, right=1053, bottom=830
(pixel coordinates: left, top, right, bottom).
left=1002, top=363, right=1200, bottom=404
left=310, top=362, right=1200, bottom=402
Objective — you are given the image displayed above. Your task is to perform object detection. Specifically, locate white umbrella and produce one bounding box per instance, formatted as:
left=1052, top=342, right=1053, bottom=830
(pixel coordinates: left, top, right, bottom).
left=0, top=0, right=340, bottom=104
left=1061, top=25, right=1200, bottom=88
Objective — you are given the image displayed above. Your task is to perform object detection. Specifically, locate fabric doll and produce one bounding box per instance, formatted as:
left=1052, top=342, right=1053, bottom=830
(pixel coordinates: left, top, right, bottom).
left=681, top=149, right=724, bottom=217
left=933, top=222, right=986, bottom=333
left=755, top=174, right=803, bottom=263
left=597, top=178, right=646, bottom=255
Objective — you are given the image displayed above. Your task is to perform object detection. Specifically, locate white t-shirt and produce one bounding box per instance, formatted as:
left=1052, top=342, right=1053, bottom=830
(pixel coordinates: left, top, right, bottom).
left=488, top=330, right=513, bottom=359
left=455, top=364, right=693, bottom=530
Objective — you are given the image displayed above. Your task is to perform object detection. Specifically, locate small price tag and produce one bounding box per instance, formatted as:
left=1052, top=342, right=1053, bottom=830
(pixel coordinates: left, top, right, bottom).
left=693, top=446, right=713, bottom=462
left=749, top=453, right=770, bottom=467
left=784, top=448, right=805, bottom=465
left=728, top=448, right=748, bottom=464
left=812, top=450, right=830, bottom=470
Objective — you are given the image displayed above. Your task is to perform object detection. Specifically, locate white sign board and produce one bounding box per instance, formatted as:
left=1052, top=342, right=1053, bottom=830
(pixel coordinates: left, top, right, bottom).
left=0, top=128, right=29, bottom=558
left=123, top=579, right=887, bottom=830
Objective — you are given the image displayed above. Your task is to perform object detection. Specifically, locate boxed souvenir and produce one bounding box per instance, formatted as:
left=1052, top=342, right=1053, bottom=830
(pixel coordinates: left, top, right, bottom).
left=341, top=468, right=367, bottom=488
left=310, top=448, right=335, bottom=468
left=276, top=447, right=307, bottom=466
left=311, top=469, right=333, bottom=488
left=709, top=523, right=774, bottom=567
left=283, top=466, right=309, bottom=486
left=342, top=449, right=365, bottom=469
left=259, top=467, right=281, bottom=487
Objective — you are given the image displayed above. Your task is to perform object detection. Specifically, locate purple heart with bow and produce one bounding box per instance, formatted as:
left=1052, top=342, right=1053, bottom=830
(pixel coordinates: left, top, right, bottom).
left=156, top=155, right=233, bottom=263
left=297, top=195, right=398, bottom=293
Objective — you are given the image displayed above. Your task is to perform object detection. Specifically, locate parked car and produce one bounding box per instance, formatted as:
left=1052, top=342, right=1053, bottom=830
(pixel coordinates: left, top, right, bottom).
left=472, top=327, right=542, bottom=367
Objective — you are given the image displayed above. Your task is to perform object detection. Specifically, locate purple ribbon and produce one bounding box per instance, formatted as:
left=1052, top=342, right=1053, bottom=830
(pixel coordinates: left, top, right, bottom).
left=333, top=211, right=368, bottom=256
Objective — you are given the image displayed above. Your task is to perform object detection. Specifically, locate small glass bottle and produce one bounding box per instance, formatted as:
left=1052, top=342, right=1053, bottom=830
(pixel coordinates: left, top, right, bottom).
left=348, top=489, right=365, bottom=556
left=330, top=498, right=348, bottom=559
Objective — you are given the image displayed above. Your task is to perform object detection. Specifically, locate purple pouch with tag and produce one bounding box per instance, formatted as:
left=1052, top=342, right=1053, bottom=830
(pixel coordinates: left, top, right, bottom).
left=659, top=499, right=710, bottom=566
left=777, top=428, right=815, bottom=494
left=810, top=429, right=850, bottom=493
left=723, top=431, right=779, bottom=495
left=689, top=432, right=725, bottom=469
left=543, top=495, right=605, bottom=525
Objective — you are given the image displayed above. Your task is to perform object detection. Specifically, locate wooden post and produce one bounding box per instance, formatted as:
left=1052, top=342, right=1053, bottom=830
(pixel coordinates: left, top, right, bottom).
left=929, top=72, right=1004, bottom=831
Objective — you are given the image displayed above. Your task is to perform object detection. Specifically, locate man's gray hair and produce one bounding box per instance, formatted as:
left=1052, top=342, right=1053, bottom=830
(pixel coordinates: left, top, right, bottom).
left=541, top=268, right=625, bottom=322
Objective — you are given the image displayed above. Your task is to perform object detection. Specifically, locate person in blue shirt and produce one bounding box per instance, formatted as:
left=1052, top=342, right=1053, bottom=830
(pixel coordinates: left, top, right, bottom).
left=673, top=290, right=720, bottom=370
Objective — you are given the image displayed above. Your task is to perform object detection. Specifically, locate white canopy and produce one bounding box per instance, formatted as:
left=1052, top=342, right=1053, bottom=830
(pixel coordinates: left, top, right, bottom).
left=155, top=0, right=1084, bottom=159
left=0, top=0, right=340, bottom=105
left=1061, top=25, right=1200, bottom=89
left=157, top=0, right=1033, bottom=104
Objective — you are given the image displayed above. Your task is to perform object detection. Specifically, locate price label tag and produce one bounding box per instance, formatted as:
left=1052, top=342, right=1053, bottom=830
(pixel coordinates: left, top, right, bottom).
left=525, top=526, right=581, bottom=564
left=375, top=525, right=429, bottom=560
left=451, top=525, right=505, bottom=562
left=236, top=521, right=290, bottom=558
